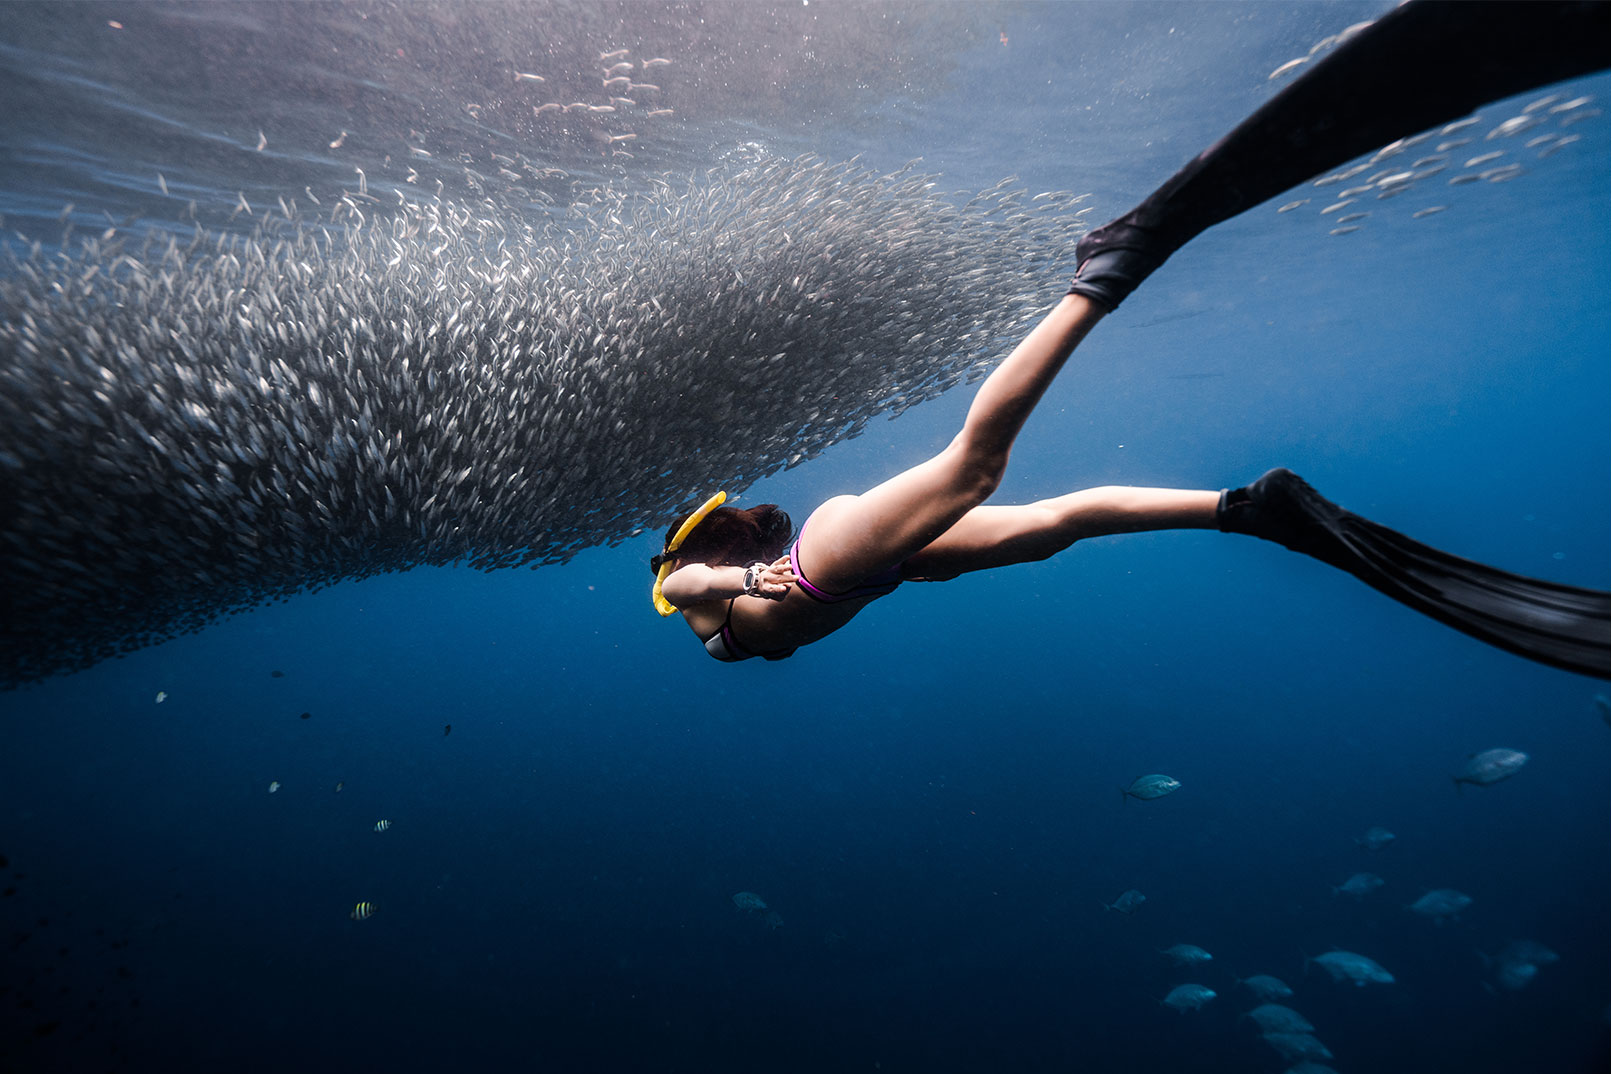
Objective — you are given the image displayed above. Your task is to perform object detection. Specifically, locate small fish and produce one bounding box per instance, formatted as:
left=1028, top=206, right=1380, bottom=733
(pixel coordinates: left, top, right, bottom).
left=1447, top=173, right=1483, bottom=185
left=268, top=781, right=280, bottom=793
left=1497, top=939, right=1559, bottom=966
left=1309, top=950, right=1394, bottom=986
left=732, top=891, right=767, bottom=912
left=599, top=48, right=629, bottom=62
left=329, top=130, right=347, bottom=149
left=298, top=711, right=311, bottom=720
left=255, top=130, right=267, bottom=152
left=1487, top=114, right=1543, bottom=139
left=1441, top=116, right=1481, bottom=135
left=1276, top=199, right=1308, bottom=213
left=646, top=109, right=674, bottom=118
left=609, top=133, right=637, bottom=143
left=1408, top=888, right=1472, bottom=923
left=157, top=173, right=168, bottom=196
left=1236, top=974, right=1292, bottom=1001
left=1246, top=1004, right=1314, bottom=1034
left=602, top=76, right=630, bottom=90
left=1334, top=212, right=1368, bottom=224
left=1268, top=57, right=1308, bottom=80
left=334, top=782, right=344, bottom=793
left=154, top=691, right=167, bottom=703
left=373, top=819, right=391, bottom=832
left=1522, top=93, right=1561, bottom=113
left=350, top=901, right=375, bottom=921
left=1312, top=162, right=1369, bottom=187
left=627, top=82, right=659, bottom=92
left=1328, top=226, right=1359, bottom=236
left=533, top=103, right=562, bottom=115
left=1435, top=138, right=1472, bottom=152
left=1492, top=959, right=1539, bottom=991
left=1160, top=943, right=1212, bottom=966
left=1104, top=889, right=1145, bottom=914
left=1162, top=983, right=1216, bottom=1012
left=1454, top=747, right=1527, bottom=789
left=1332, top=872, right=1383, bottom=898
left=642, top=57, right=672, bottom=68
left=603, top=62, right=632, bottom=76
left=514, top=71, right=545, bottom=82
left=270, top=670, right=285, bottom=678
left=1320, top=199, right=1356, bottom=214
left=1121, top=774, right=1181, bottom=801
left=1549, top=95, right=1594, bottom=114
left=443, top=724, right=451, bottom=736
left=1412, top=206, right=1448, bottom=219
left=1465, top=150, right=1505, bottom=167
left=1537, top=134, right=1581, bottom=159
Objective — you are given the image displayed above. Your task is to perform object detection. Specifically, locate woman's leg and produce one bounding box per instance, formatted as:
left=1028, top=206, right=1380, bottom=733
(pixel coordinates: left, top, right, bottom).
left=903, top=486, right=1220, bottom=580
left=798, top=294, right=1106, bottom=591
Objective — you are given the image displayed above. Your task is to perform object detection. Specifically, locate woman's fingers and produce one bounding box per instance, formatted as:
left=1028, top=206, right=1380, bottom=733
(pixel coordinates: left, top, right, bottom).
left=760, top=554, right=796, bottom=598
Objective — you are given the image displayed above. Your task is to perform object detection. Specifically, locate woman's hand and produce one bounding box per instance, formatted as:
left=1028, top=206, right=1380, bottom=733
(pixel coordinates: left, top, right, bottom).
left=748, top=554, right=795, bottom=600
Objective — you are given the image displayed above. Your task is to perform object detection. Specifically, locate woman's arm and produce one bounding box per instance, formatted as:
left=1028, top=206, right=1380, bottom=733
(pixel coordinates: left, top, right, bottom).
left=661, top=556, right=794, bottom=607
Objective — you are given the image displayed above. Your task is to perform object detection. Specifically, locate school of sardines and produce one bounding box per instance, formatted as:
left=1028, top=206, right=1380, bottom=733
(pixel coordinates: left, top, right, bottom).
left=0, top=156, right=1094, bottom=687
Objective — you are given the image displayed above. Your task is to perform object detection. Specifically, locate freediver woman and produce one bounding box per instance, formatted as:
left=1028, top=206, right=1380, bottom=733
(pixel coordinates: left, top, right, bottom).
left=650, top=280, right=1607, bottom=677
left=650, top=0, right=1610, bottom=678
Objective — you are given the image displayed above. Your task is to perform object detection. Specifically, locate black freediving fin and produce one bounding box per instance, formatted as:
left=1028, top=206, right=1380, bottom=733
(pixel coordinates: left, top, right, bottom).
left=1218, top=469, right=1611, bottom=680
left=1069, top=0, right=1611, bottom=309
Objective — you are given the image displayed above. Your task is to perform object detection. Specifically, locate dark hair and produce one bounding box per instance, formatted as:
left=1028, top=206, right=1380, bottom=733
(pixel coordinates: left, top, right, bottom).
left=649, top=504, right=793, bottom=573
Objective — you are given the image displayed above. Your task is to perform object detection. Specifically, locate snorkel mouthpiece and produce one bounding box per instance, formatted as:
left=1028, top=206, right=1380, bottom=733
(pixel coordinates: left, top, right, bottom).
left=651, top=491, right=727, bottom=616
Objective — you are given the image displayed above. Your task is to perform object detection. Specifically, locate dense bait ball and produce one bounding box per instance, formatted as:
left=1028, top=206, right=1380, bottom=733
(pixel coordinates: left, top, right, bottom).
left=0, top=156, right=1091, bottom=687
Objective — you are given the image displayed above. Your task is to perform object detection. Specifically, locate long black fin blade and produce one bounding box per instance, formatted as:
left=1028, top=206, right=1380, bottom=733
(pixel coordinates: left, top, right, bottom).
left=1114, top=1, right=1609, bottom=255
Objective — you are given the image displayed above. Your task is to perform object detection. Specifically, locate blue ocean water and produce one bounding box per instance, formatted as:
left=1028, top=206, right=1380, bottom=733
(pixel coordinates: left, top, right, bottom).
left=1, top=3, right=1606, bottom=1072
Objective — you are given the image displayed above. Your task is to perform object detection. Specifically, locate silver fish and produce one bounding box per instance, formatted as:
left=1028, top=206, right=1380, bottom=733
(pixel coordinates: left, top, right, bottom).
left=1309, top=950, right=1394, bottom=986
left=1454, top=748, right=1528, bottom=789
left=1122, top=773, right=1181, bottom=801
left=1407, top=888, right=1472, bottom=923
left=1246, top=1004, right=1314, bottom=1034
left=1162, top=983, right=1216, bottom=1012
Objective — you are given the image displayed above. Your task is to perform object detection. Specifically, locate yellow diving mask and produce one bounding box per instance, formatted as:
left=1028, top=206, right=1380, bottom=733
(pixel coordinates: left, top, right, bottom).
left=651, top=491, right=727, bottom=616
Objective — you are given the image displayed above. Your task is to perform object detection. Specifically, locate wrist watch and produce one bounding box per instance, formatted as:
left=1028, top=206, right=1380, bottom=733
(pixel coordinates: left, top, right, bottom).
left=742, top=563, right=763, bottom=596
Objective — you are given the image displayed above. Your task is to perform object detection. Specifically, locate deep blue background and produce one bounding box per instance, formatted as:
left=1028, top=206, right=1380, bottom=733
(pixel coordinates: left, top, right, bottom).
left=2, top=3, right=1607, bottom=1072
